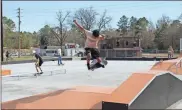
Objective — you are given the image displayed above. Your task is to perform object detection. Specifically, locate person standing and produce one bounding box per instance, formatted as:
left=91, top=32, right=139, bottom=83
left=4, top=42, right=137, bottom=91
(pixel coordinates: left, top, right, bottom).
left=5, top=50, right=10, bottom=61
left=58, top=48, right=64, bottom=65
left=168, top=46, right=174, bottom=59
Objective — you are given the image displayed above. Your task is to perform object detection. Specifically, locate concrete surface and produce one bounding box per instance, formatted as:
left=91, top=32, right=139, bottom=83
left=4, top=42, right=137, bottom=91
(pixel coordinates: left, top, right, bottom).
left=2, top=60, right=182, bottom=109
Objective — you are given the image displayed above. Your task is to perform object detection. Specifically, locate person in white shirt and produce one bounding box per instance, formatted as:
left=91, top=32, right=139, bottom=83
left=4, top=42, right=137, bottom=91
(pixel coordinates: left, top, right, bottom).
left=57, top=48, right=64, bottom=65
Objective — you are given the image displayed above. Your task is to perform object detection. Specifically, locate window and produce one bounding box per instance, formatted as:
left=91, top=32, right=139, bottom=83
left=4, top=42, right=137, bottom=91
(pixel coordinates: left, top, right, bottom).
left=133, top=42, right=136, bottom=47
left=125, top=41, right=129, bottom=46
left=116, top=41, right=119, bottom=47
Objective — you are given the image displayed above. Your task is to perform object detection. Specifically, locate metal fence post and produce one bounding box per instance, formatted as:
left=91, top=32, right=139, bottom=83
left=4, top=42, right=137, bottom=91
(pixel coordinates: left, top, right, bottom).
left=106, top=50, right=108, bottom=58
left=114, top=50, right=116, bottom=58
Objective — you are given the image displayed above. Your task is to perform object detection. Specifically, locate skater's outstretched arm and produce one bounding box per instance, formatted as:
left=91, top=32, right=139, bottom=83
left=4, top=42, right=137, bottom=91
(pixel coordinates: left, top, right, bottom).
left=73, top=19, right=90, bottom=39
left=73, top=20, right=85, bottom=32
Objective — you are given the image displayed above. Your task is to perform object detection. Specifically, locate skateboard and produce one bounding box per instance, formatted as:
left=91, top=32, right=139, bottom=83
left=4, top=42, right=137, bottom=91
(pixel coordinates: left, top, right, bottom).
left=58, top=63, right=65, bottom=66
left=34, top=72, right=43, bottom=76
left=90, top=58, right=108, bottom=71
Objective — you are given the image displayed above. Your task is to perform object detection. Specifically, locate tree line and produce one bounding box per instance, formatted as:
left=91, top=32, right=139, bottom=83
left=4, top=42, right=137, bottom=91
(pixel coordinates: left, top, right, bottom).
left=3, top=7, right=182, bottom=50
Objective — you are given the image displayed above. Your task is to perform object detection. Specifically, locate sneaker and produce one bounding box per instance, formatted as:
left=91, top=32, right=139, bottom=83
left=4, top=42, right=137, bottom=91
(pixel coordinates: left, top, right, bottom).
left=101, top=64, right=105, bottom=68
left=95, top=62, right=105, bottom=68
left=87, top=63, right=91, bottom=70
left=61, top=63, right=64, bottom=65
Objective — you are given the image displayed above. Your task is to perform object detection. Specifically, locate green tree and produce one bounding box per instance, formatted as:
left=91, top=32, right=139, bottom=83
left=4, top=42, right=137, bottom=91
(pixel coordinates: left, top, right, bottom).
left=32, top=31, right=39, bottom=46
left=117, top=15, right=129, bottom=35
left=39, top=25, right=51, bottom=36
left=38, top=25, right=52, bottom=46
left=135, top=17, right=149, bottom=31
left=154, top=15, right=171, bottom=49
left=129, top=16, right=137, bottom=31
left=3, top=16, right=16, bottom=31
left=148, top=20, right=155, bottom=32
left=4, top=32, right=18, bottom=48
left=40, top=35, right=48, bottom=46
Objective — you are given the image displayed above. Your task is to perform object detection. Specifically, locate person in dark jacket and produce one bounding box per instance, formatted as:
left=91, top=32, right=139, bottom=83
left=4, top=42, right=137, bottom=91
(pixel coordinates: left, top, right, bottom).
left=33, top=50, right=43, bottom=74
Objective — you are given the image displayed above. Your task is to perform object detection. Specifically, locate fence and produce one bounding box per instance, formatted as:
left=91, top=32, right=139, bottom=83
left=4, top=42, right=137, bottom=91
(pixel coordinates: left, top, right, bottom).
left=99, top=49, right=180, bottom=58
left=142, top=49, right=180, bottom=58
left=100, top=48, right=141, bottom=58
left=4, top=48, right=181, bottom=58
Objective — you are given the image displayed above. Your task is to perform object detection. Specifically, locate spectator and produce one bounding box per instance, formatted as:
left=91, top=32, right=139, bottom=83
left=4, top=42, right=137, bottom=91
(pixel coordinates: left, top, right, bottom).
left=168, top=46, right=174, bottom=59
left=57, top=48, right=64, bottom=66
left=5, top=51, right=10, bottom=61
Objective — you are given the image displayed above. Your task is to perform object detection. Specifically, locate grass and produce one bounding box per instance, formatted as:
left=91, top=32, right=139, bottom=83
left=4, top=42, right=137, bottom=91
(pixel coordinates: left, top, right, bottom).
left=3, top=56, right=57, bottom=62
left=3, top=56, right=35, bottom=62
left=12, top=56, right=35, bottom=61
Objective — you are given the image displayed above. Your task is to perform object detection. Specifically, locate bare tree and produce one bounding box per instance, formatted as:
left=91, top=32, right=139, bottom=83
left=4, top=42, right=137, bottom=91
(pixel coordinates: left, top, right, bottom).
left=74, top=7, right=98, bottom=30
left=178, top=13, right=182, bottom=21
left=97, top=10, right=112, bottom=31
left=140, top=30, right=155, bottom=49
left=51, top=11, right=71, bottom=49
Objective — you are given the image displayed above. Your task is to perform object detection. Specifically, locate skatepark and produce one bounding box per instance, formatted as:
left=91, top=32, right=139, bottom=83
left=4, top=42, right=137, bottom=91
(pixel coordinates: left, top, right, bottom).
left=1, top=57, right=182, bottom=109
left=2, top=1, right=182, bottom=109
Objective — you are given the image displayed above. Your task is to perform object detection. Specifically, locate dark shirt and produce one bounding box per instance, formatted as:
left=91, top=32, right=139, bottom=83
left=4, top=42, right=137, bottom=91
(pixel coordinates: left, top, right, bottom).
left=35, top=53, right=43, bottom=63
left=6, top=51, right=9, bottom=57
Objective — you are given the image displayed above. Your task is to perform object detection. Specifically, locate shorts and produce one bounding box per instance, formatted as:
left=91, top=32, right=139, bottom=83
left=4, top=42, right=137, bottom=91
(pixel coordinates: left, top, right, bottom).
left=85, top=48, right=100, bottom=59
left=38, top=61, right=43, bottom=67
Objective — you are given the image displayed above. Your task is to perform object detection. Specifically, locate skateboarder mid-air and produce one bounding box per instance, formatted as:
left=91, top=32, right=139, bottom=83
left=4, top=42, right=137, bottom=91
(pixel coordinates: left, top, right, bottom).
left=73, top=19, right=105, bottom=70
left=33, top=50, right=43, bottom=74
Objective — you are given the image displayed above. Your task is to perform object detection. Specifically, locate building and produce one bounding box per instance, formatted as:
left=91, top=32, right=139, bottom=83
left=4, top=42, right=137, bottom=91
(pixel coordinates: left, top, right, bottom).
left=99, top=35, right=142, bottom=57
left=100, top=36, right=140, bottom=49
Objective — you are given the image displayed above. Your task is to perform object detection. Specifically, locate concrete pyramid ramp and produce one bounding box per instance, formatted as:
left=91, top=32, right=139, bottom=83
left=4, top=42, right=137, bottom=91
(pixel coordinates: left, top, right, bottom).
left=129, top=73, right=182, bottom=109
left=103, top=71, right=182, bottom=109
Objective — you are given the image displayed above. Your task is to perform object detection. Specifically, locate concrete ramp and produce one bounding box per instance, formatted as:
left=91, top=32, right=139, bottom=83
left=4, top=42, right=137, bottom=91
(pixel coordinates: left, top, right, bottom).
left=2, top=86, right=115, bottom=109
left=2, top=71, right=182, bottom=109
left=103, top=70, right=182, bottom=109
left=1, top=69, right=11, bottom=76
left=103, top=73, right=156, bottom=104
left=129, top=73, right=182, bottom=109
left=151, top=58, right=182, bottom=75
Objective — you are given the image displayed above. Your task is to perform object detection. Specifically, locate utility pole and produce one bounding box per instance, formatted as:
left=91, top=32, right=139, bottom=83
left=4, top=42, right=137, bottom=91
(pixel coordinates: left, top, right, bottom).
left=1, top=0, right=3, bottom=62
left=17, top=7, right=22, bottom=58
